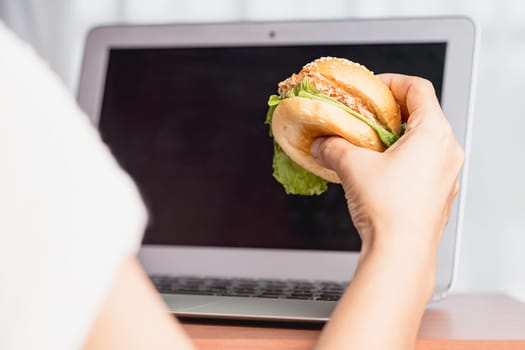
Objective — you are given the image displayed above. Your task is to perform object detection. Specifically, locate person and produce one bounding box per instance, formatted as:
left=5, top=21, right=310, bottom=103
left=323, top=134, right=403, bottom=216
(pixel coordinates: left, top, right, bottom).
left=0, top=21, right=463, bottom=350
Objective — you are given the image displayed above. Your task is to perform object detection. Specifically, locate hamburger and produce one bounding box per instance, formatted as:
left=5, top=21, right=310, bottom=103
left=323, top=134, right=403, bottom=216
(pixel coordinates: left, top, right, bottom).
left=265, top=57, right=402, bottom=195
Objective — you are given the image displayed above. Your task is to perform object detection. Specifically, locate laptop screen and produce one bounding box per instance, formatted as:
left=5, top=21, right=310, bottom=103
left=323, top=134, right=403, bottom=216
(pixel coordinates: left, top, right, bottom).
left=99, top=43, right=446, bottom=252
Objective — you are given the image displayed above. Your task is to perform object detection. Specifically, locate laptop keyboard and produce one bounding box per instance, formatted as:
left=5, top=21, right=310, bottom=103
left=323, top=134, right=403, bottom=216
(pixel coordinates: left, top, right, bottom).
left=150, top=275, right=348, bottom=301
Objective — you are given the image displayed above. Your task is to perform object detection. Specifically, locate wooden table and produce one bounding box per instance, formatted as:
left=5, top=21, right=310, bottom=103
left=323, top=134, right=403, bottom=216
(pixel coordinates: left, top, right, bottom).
left=181, top=294, right=525, bottom=349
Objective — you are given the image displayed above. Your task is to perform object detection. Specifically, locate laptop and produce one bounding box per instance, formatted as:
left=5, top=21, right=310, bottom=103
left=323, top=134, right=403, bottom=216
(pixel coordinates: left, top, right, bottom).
left=78, top=17, right=478, bottom=322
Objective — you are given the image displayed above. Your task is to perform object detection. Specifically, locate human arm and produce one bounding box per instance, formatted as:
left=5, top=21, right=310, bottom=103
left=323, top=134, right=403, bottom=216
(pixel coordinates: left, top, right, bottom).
left=83, top=256, right=195, bottom=350
left=313, top=74, right=464, bottom=349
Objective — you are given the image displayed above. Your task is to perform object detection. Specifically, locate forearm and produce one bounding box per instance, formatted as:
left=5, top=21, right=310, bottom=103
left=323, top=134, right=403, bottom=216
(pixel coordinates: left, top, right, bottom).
left=83, top=257, right=195, bottom=350
left=315, top=240, right=436, bottom=350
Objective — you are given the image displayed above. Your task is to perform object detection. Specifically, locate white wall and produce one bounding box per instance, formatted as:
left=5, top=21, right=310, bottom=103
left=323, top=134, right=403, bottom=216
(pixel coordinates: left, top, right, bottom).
left=1, top=0, right=524, bottom=301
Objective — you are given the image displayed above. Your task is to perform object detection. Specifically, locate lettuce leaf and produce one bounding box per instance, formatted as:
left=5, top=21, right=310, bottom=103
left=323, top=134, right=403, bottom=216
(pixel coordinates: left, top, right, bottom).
left=266, top=78, right=399, bottom=196
left=292, top=79, right=399, bottom=146
left=272, top=142, right=328, bottom=195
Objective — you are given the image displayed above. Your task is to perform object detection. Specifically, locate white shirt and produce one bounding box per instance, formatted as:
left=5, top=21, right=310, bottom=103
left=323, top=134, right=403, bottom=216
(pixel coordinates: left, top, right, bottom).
left=0, top=22, right=147, bottom=349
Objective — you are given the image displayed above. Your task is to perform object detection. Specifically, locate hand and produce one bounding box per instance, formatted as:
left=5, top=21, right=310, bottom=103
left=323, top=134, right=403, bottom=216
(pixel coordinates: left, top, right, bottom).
left=311, top=74, right=464, bottom=259
left=312, top=74, right=465, bottom=350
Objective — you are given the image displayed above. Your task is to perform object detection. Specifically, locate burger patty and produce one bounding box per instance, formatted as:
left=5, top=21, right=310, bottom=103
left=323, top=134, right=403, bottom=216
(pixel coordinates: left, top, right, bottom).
left=278, top=71, right=380, bottom=125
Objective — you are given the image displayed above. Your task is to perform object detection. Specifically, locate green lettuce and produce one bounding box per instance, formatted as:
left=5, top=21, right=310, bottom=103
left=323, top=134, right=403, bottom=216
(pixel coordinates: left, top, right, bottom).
left=266, top=78, right=399, bottom=196
left=272, top=142, right=328, bottom=195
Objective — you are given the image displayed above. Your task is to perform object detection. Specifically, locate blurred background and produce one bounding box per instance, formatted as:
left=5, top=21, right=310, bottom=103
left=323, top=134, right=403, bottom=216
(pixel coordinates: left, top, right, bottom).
left=1, top=0, right=523, bottom=301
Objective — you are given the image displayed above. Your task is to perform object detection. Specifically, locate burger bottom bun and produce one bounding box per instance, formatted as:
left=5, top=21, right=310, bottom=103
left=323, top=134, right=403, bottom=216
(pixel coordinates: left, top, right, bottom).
left=271, top=97, right=384, bottom=184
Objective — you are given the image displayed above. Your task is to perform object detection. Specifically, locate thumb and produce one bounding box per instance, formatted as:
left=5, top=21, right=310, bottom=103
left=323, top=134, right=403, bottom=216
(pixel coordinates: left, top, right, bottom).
left=310, top=136, right=369, bottom=176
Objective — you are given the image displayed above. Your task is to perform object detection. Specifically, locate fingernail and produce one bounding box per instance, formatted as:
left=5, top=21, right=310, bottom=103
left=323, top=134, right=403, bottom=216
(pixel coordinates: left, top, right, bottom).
left=311, top=138, right=325, bottom=160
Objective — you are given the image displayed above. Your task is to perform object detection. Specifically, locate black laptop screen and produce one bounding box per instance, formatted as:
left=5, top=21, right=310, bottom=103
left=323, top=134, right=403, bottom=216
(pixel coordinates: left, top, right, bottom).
left=99, top=43, right=446, bottom=251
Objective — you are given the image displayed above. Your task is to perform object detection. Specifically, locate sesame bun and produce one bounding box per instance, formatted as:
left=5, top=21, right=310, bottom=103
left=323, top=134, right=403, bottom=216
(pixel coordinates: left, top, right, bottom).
left=271, top=57, right=401, bottom=183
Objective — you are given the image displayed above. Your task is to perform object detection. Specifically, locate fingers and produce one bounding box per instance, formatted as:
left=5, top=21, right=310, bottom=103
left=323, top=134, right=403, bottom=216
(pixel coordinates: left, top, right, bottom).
left=378, top=73, right=457, bottom=150
left=377, top=73, right=442, bottom=123
left=311, top=137, right=371, bottom=176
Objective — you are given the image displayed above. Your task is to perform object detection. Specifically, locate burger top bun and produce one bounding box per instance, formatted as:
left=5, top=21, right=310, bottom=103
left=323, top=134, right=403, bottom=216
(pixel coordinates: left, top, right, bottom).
left=271, top=57, right=401, bottom=184
left=301, top=57, right=401, bottom=133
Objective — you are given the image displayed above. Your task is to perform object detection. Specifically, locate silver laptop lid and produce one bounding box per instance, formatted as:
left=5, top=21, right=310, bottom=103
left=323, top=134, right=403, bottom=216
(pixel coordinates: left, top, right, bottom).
left=78, top=17, right=477, bottom=299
